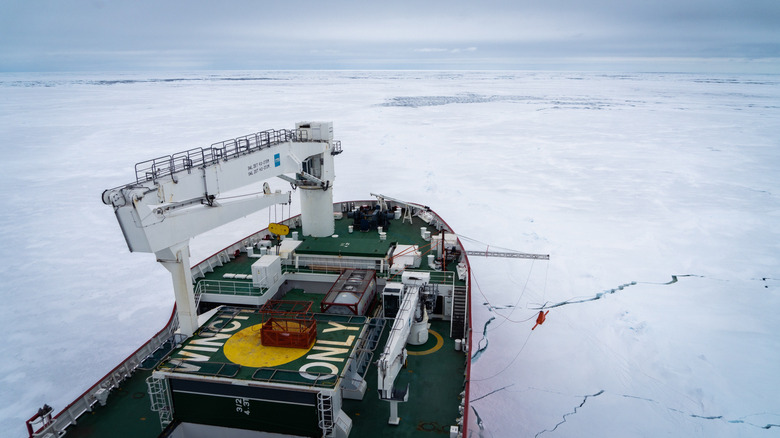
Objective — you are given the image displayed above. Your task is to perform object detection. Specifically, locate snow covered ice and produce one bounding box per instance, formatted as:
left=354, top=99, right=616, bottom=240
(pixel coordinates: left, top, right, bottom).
left=1, top=70, right=779, bottom=437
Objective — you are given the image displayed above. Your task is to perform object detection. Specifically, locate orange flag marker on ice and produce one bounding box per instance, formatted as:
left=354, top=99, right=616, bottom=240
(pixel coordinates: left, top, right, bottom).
left=532, top=310, right=549, bottom=330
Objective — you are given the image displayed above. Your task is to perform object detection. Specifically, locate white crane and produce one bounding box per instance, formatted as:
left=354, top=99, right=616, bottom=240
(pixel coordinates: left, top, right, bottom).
left=102, top=122, right=340, bottom=336
left=377, top=271, right=431, bottom=425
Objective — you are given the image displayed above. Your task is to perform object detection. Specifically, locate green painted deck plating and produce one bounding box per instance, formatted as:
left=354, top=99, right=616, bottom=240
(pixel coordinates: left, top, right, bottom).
left=297, top=214, right=430, bottom=258
left=199, top=214, right=465, bottom=285
left=344, top=319, right=466, bottom=437
left=159, top=308, right=367, bottom=387
left=63, top=212, right=468, bottom=437
left=63, top=369, right=159, bottom=438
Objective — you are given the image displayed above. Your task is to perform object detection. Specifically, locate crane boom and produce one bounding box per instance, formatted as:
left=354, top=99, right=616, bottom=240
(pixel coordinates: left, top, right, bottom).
left=377, top=271, right=430, bottom=425
left=103, top=123, right=337, bottom=253
left=464, top=250, right=550, bottom=260
left=102, top=122, right=339, bottom=336
left=377, top=287, right=419, bottom=399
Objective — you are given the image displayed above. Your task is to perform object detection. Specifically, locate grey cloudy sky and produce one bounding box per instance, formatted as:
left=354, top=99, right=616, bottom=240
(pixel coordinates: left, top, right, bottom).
left=2, top=0, right=778, bottom=72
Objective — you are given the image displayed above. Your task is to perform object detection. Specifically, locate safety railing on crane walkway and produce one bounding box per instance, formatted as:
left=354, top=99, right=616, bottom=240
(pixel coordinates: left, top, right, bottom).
left=134, top=127, right=327, bottom=184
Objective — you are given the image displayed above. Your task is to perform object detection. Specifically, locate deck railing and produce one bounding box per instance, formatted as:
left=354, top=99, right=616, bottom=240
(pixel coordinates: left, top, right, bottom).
left=27, top=309, right=180, bottom=438
left=283, top=262, right=457, bottom=286
left=194, top=279, right=266, bottom=307
left=289, top=254, right=386, bottom=274
left=195, top=279, right=263, bottom=297
left=251, top=367, right=339, bottom=389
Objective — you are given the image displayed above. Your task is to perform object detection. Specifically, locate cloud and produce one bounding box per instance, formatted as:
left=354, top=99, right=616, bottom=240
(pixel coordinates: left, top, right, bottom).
left=414, top=47, right=478, bottom=54
left=0, top=0, right=778, bottom=71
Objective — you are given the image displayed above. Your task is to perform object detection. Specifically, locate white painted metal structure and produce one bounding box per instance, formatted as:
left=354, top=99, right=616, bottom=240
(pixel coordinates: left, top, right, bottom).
left=102, top=122, right=338, bottom=336
left=377, top=271, right=431, bottom=425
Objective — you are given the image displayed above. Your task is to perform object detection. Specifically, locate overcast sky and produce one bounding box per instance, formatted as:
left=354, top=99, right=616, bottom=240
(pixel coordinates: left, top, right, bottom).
left=1, top=0, right=778, bottom=72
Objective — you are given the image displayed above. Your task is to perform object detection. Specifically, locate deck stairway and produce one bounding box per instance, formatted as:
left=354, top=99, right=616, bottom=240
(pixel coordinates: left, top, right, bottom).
left=450, top=285, right=468, bottom=339
left=364, top=318, right=386, bottom=351
left=354, top=318, right=385, bottom=377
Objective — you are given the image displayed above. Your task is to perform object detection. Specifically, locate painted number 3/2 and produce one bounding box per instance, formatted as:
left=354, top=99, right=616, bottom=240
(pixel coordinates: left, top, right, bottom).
left=235, top=398, right=251, bottom=415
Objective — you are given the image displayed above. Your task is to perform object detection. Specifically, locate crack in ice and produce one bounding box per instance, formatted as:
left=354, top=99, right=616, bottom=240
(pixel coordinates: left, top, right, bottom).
left=534, top=282, right=637, bottom=310
left=534, top=390, right=605, bottom=437
left=533, top=391, right=779, bottom=437
left=621, top=394, right=780, bottom=430
left=534, top=274, right=707, bottom=311
left=727, top=420, right=780, bottom=430
left=470, top=316, right=495, bottom=363
left=471, top=384, right=516, bottom=403
left=471, top=406, right=485, bottom=431
left=640, top=274, right=703, bottom=285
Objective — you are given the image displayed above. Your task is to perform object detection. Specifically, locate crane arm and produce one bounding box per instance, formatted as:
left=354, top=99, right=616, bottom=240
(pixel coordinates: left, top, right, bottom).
left=112, top=190, right=291, bottom=254
left=103, top=122, right=336, bottom=254
left=377, top=285, right=419, bottom=400
left=124, top=139, right=331, bottom=207
left=101, top=122, right=339, bottom=337
left=464, top=250, right=550, bottom=260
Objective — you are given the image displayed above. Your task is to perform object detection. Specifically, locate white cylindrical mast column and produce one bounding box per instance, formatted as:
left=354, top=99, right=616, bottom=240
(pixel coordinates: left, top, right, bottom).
left=297, top=122, right=336, bottom=237
left=300, top=185, right=334, bottom=237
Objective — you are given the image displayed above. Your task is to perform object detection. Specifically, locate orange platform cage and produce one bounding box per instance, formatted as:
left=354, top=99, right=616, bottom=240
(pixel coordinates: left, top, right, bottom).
left=259, top=300, right=317, bottom=349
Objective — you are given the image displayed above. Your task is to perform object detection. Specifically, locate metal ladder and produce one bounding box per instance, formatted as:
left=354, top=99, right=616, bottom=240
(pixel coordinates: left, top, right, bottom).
left=317, top=392, right=334, bottom=435
left=146, top=376, right=173, bottom=430
left=450, top=285, right=468, bottom=339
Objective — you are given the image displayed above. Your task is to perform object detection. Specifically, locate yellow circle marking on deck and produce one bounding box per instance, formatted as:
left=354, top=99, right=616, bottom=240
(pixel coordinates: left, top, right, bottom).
left=407, top=329, right=443, bottom=356
left=224, top=323, right=313, bottom=368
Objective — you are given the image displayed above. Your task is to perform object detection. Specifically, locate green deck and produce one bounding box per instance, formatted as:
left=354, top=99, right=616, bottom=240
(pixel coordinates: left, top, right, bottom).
left=343, top=319, right=466, bottom=437
left=198, top=214, right=465, bottom=285
left=152, top=310, right=465, bottom=436
left=295, top=214, right=432, bottom=258
left=62, top=321, right=466, bottom=438
left=159, top=308, right=367, bottom=387
left=63, top=369, right=159, bottom=437
left=61, top=210, right=468, bottom=437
